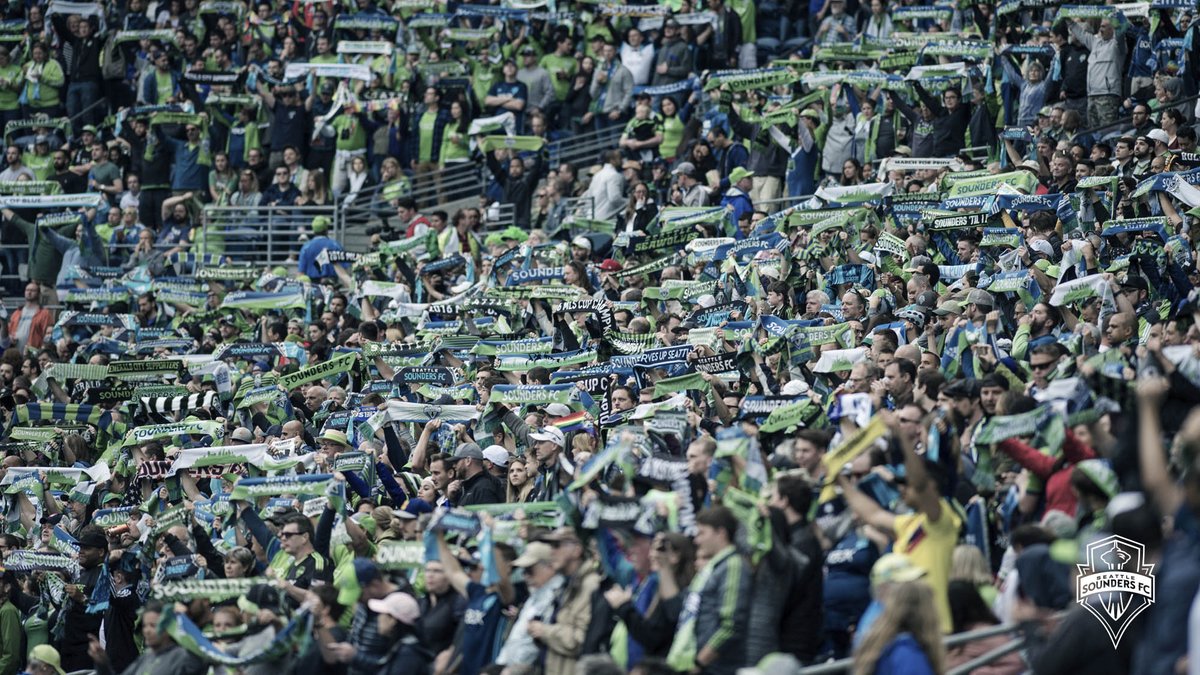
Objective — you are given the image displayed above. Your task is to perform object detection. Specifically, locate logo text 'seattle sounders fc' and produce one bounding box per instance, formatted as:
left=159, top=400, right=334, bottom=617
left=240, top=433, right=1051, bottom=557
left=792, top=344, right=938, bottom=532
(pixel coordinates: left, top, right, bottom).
left=1076, top=534, right=1156, bottom=648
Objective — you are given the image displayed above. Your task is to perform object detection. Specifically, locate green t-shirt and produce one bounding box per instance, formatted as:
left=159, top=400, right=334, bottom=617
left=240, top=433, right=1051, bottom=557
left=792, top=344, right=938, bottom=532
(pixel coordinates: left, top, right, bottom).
left=332, top=114, right=367, bottom=152
left=155, top=70, right=175, bottom=103
left=418, top=110, right=438, bottom=163
left=95, top=222, right=114, bottom=245
left=23, top=153, right=51, bottom=181
left=471, top=63, right=500, bottom=109
left=441, top=126, right=470, bottom=163
left=662, top=115, right=685, bottom=160
left=540, top=53, right=577, bottom=101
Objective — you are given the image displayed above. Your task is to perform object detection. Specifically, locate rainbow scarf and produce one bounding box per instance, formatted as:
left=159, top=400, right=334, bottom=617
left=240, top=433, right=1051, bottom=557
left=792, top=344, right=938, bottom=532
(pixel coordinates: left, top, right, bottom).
left=550, top=411, right=590, bottom=434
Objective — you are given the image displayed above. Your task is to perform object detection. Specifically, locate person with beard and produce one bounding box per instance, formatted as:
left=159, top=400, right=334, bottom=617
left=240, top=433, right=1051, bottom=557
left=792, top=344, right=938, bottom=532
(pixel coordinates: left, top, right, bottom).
left=1132, top=135, right=1154, bottom=176
left=156, top=194, right=194, bottom=256
left=51, top=148, right=86, bottom=194
left=1013, top=302, right=1062, bottom=359
left=59, top=526, right=108, bottom=671
left=263, top=164, right=301, bottom=206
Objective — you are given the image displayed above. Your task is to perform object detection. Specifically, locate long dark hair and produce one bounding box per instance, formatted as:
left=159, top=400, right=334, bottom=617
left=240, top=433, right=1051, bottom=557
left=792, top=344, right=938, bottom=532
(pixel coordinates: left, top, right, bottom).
left=947, top=580, right=999, bottom=633
left=565, top=260, right=593, bottom=293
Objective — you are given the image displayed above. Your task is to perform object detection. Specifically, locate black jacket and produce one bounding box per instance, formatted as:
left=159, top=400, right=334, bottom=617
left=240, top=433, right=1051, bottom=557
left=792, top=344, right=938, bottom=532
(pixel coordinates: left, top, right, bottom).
left=915, top=83, right=971, bottom=157
left=457, top=468, right=505, bottom=507
left=486, top=150, right=545, bottom=228
left=781, top=522, right=825, bottom=664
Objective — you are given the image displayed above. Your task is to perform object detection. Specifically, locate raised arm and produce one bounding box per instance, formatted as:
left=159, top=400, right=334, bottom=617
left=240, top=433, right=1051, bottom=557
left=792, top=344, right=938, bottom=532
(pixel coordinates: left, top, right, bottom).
left=1136, top=377, right=1182, bottom=516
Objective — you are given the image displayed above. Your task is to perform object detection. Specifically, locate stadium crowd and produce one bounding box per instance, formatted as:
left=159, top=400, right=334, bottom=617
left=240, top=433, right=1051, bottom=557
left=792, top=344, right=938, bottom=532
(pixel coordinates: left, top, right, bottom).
left=0, top=0, right=1198, bottom=674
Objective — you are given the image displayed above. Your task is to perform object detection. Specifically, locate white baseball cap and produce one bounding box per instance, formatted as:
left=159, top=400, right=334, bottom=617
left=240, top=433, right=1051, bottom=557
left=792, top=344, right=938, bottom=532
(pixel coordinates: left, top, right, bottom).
left=367, top=592, right=421, bottom=625
left=544, top=402, right=572, bottom=417
left=529, top=426, right=566, bottom=447
left=483, top=445, right=510, bottom=467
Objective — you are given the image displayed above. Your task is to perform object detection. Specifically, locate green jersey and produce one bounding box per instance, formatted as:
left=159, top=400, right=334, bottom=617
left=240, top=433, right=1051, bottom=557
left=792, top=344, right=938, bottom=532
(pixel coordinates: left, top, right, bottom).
left=540, top=53, right=577, bottom=101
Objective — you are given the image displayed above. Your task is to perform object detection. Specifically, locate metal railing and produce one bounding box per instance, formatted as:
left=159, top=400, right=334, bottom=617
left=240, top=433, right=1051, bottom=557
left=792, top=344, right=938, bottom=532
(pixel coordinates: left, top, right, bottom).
left=1078, top=92, right=1200, bottom=140
left=798, top=621, right=1027, bottom=675
left=199, top=204, right=338, bottom=265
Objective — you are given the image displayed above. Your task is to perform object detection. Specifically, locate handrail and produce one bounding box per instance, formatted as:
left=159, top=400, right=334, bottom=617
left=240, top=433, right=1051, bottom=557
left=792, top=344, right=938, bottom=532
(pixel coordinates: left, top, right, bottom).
left=1077, top=92, right=1200, bottom=139
left=798, top=621, right=1028, bottom=675
left=68, top=97, right=109, bottom=124
left=946, top=636, right=1025, bottom=675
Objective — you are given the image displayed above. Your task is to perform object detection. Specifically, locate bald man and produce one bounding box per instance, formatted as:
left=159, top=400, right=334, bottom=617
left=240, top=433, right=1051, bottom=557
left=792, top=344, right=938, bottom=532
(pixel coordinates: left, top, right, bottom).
left=282, top=420, right=305, bottom=442
left=304, top=386, right=327, bottom=411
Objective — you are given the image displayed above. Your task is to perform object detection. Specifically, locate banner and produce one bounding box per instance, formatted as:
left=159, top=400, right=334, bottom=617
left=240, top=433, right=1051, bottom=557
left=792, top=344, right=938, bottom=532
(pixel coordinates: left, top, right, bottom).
left=284, top=62, right=374, bottom=82
left=279, top=351, right=358, bottom=389
left=167, top=442, right=307, bottom=476
left=490, top=384, right=579, bottom=406
left=228, top=474, right=334, bottom=501
left=121, top=420, right=226, bottom=447
left=495, top=348, right=598, bottom=372
left=220, top=289, right=304, bottom=309
left=108, top=359, right=184, bottom=378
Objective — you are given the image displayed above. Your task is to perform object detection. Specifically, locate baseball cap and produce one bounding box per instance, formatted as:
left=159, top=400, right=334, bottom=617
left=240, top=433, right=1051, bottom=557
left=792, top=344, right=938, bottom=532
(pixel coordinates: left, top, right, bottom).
left=672, top=161, right=697, bottom=177
left=870, top=553, right=926, bottom=588
left=448, top=442, right=485, bottom=462
left=966, top=289, right=995, bottom=308
left=311, top=216, right=332, bottom=234
left=520, top=45, right=536, bottom=55
left=529, top=426, right=566, bottom=447
left=799, top=108, right=821, bottom=121
left=933, top=300, right=962, bottom=316
left=81, top=124, right=98, bottom=135
left=780, top=380, right=810, bottom=396
left=28, top=645, right=65, bottom=675
left=1123, top=275, right=1149, bottom=292
left=915, top=290, right=939, bottom=310
left=543, top=402, right=572, bottom=417
left=728, top=166, right=755, bottom=183
left=571, top=235, right=593, bottom=251
left=598, top=259, right=623, bottom=272
left=1148, top=128, right=1170, bottom=145
left=230, top=427, right=254, bottom=444
left=77, top=528, right=108, bottom=550
left=1028, top=239, right=1055, bottom=258
left=394, top=498, right=434, bottom=519
left=353, top=557, right=382, bottom=586
left=664, top=17, right=680, bottom=28
left=512, top=541, right=554, bottom=567
left=367, top=592, right=421, bottom=625
left=903, top=255, right=933, bottom=274
left=1038, top=106, right=1053, bottom=117
left=482, top=445, right=510, bottom=467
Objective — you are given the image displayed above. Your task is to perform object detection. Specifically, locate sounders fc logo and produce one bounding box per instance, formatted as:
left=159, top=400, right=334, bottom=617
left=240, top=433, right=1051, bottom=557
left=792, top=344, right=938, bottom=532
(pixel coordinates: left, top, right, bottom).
left=1076, top=534, right=1155, bottom=649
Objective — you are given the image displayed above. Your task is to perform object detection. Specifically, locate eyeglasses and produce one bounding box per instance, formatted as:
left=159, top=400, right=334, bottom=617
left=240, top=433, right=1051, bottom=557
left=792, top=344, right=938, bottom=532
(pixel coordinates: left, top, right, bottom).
left=279, top=530, right=305, bottom=539
left=1030, top=361, right=1055, bottom=371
